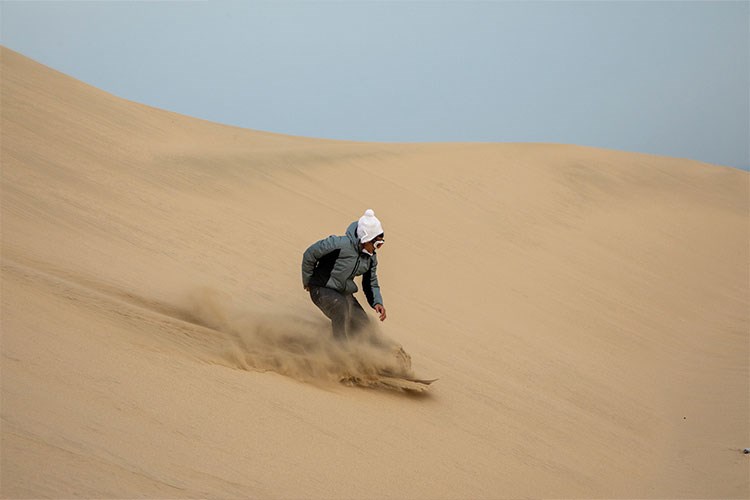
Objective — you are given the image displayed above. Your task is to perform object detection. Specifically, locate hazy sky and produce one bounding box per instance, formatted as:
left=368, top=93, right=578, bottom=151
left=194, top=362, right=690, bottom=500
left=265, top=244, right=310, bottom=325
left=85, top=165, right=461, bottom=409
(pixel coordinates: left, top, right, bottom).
left=2, top=0, right=748, bottom=169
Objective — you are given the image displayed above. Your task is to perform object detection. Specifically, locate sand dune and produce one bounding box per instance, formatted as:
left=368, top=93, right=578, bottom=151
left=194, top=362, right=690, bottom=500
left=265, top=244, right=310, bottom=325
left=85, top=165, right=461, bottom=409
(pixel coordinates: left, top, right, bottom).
left=1, top=46, right=748, bottom=499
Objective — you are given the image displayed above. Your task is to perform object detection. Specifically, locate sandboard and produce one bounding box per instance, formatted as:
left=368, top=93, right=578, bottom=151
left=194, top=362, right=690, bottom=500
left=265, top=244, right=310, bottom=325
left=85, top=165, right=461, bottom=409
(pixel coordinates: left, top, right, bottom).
left=376, top=375, right=438, bottom=392
left=341, top=373, right=438, bottom=392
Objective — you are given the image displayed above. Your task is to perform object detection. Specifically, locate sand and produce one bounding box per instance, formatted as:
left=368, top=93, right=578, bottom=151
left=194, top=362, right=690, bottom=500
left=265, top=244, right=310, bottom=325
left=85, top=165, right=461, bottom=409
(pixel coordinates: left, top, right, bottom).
left=1, top=46, right=748, bottom=499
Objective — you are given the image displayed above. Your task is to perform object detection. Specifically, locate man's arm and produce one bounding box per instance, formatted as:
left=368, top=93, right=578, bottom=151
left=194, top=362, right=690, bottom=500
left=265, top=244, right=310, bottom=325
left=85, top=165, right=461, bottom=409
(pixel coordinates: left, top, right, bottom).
left=363, top=258, right=386, bottom=321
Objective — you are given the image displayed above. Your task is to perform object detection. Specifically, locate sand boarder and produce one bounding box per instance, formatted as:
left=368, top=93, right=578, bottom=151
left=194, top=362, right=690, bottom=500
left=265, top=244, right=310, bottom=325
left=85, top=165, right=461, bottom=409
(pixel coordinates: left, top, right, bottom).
left=301, top=209, right=387, bottom=341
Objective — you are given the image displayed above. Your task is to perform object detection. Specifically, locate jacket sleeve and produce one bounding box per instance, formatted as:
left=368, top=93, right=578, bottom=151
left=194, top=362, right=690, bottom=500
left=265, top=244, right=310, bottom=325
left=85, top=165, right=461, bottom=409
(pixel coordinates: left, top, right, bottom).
left=362, top=257, right=383, bottom=308
left=301, top=235, right=339, bottom=287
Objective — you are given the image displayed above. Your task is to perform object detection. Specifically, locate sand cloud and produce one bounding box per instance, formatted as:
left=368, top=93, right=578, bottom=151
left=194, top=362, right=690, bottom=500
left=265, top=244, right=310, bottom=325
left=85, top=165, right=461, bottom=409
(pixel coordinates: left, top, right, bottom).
left=186, top=288, right=411, bottom=384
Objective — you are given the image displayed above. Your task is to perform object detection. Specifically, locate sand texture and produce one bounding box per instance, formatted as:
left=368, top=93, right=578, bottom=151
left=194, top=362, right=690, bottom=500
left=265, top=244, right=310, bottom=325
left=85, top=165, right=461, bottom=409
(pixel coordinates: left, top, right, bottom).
left=2, top=47, right=748, bottom=499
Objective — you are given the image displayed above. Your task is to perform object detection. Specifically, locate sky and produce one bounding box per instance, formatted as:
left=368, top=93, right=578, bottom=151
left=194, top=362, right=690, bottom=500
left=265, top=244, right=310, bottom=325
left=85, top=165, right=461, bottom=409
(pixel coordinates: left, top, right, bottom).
left=1, top=0, right=748, bottom=170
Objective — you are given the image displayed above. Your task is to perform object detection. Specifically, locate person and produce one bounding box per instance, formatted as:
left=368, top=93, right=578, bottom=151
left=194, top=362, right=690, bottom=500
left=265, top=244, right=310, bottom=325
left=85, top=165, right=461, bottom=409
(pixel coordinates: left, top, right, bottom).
left=302, top=209, right=387, bottom=341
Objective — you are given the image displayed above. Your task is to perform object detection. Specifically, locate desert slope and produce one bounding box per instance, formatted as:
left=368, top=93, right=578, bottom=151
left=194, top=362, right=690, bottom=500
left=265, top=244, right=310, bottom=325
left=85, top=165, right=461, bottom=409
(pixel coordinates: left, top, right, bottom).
left=1, top=47, right=748, bottom=499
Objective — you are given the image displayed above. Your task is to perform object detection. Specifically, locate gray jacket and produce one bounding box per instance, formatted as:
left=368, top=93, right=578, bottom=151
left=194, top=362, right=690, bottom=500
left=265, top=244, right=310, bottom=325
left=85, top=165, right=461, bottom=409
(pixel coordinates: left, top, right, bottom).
left=301, top=221, right=383, bottom=307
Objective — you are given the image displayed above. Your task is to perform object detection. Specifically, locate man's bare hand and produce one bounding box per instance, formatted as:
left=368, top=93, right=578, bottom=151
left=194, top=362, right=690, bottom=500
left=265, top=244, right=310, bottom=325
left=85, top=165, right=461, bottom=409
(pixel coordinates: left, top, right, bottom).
left=374, top=304, right=387, bottom=322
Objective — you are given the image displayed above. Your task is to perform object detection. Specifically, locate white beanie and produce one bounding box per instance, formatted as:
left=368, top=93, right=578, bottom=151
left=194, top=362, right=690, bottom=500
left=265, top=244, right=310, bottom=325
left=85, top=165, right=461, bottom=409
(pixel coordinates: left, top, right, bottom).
left=357, top=209, right=383, bottom=243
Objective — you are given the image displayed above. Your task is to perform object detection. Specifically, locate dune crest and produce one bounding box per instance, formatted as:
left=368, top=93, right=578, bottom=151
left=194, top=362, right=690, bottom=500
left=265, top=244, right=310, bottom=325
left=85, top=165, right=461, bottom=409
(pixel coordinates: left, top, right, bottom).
left=2, top=47, right=748, bottom=498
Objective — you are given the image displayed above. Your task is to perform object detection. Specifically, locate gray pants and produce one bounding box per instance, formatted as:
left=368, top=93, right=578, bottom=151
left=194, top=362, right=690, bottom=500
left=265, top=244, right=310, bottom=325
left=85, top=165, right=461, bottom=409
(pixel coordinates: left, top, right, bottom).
left=309, top=286, right=370, bottom=340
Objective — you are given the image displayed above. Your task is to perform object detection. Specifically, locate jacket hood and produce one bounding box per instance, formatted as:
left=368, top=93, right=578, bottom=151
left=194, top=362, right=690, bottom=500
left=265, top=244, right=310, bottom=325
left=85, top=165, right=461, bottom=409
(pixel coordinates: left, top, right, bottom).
left=345, top=221, right=360, bottom=247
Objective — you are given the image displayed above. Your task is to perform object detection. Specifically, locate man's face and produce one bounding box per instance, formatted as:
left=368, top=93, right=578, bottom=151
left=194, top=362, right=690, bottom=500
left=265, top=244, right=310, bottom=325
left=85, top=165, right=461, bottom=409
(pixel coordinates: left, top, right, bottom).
left=364, top=235, right=385, bottom=254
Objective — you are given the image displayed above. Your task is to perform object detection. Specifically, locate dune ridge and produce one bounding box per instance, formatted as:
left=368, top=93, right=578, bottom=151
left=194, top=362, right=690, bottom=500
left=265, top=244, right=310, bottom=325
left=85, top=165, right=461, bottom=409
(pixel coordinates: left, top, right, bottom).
left=2, top=47, right=748, bottom=498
